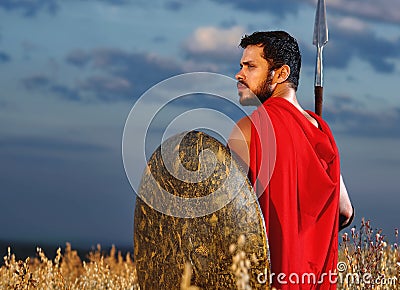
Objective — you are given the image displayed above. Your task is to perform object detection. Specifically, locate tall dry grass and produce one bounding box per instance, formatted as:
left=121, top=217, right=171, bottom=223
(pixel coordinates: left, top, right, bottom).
left=338, top=218, right=399, bottom=289
left=1, top=219, right=399, bottom=289
left=0, top=243, right=139, bottom=290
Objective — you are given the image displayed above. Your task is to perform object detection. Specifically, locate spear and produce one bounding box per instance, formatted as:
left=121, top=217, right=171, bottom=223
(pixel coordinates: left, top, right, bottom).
left=313, top=0, right=328, bottom=116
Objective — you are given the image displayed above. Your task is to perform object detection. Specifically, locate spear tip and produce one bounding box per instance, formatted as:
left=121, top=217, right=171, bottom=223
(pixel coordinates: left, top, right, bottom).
left=313, top=0, right=328, bottom=47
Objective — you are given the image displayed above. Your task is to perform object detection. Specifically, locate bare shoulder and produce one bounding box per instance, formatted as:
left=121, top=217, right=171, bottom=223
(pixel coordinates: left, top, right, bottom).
left=228, top=116, right=251, bottom=144
left=228, top=116, right=251, bottom=166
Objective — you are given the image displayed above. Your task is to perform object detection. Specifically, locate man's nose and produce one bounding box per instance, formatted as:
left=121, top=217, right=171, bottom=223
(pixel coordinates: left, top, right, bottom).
left=235, top=69, right=244, bottom=81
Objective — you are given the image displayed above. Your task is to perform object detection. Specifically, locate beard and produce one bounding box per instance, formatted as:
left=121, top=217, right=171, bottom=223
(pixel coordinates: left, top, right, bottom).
left=253, top=73, right=274, bottom=104
left=238, top=71, right=274, bottom=106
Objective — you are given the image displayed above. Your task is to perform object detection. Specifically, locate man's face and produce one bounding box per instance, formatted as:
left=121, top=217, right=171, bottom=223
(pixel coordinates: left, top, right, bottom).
left=236, top=45, right=274, bottom=106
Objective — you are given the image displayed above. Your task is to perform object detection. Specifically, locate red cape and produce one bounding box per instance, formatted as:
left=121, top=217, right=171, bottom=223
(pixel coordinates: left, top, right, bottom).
left=249, top=97, right=339, bottom=289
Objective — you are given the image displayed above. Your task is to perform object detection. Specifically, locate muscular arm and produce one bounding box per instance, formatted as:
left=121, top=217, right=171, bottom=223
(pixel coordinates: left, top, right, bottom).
left=227, top=116, right=251, bottom=169
left=339, top=174, right=354, bottom=230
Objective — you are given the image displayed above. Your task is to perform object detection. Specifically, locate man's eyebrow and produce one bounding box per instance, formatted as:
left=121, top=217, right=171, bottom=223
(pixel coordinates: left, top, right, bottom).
left=240, top=60, right=255, bottom=67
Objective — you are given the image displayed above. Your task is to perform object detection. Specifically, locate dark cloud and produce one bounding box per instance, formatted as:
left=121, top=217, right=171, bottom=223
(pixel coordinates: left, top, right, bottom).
left=65, top=49, right=90, bottom=68
left=325, top=0, right=400, bottom=25
left=211, top=0, right=400, bottom=25
left=22, top=74, right=51, bottom=90
left=22, top=74, right=82, bottom=101
left=207, top=0, right=400, bottom=74
left=78, top=75, right=132, bottom=102
left=299, top=21, right=400, bottom=74
left=24, top=49, right=184, bottom=102
left=0, top=51, right=11, bottom=63
left=324, top=95, right=400, bottom=139
left=49, top=84, right=82, bottom=102
left=164, top=1, right=184, bottom=11
left=97, top=0, right=131, bottom=5
left=209, top=0, right=301, bottom=16
left=152, top=36, right=167, bottom=43
left=0, top=0, right=58, bottom=17
left=219, top=19, right=239, bottom=29
left=73, top=48, right=183, bottom=100
left=324, top=26, right=400, bottom=73
left=0, top=0, right=145, bottom=17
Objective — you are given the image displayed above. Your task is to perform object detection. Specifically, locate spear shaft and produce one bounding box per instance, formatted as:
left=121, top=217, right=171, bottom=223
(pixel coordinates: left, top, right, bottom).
left=313, top=0, right=328, bottom=116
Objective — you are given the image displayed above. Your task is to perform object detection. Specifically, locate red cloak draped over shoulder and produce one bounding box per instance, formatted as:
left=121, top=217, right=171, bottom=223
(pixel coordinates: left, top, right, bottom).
left=249, top=97, right=340, bottom=289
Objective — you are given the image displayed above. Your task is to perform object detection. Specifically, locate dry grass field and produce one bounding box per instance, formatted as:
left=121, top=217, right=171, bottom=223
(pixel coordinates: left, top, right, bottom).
left=1, top=219, right=399, bottom=290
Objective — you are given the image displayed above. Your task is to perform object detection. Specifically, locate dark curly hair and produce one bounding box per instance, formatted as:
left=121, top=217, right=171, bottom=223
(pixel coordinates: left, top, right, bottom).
left=239, top=31, right=302, bottom=91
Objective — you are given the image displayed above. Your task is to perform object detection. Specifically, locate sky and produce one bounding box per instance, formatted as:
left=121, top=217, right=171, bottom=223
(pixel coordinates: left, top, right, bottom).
left=1, top=0, right=400, bottom=250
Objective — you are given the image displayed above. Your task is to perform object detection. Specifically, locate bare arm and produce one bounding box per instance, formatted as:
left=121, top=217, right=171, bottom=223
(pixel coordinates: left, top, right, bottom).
left=339, top=174, right=354, bottom=230
left=227, top=116, right=251, bottom=169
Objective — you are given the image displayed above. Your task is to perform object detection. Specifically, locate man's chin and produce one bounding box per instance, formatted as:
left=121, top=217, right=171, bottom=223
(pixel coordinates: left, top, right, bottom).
left=239, top=94, right=262, bottom=107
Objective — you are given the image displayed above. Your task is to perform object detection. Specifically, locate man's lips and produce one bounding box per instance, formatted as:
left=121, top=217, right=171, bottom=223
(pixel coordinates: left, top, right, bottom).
left=237, top=82, right=248, bottom=90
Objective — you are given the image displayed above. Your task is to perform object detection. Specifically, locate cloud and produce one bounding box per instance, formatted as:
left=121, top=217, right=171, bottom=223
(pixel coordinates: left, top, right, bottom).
left=204, top=0, right=400, bottom=74
left=96, top=0, right=131, bottom=5
left=300, top=16, right=400, bottom=74
left=183, top=26, right=245, bottom=61
left=23, top=49, right=184, bottom=102
left=0, top=51, right=11, bottom=63
left=326, top=0, right=400, bottom=25
left=333, top=17, right=368, bottom=33
left=74, top=48, right=184, bottom=100
left=65, top=49, right=90, bottom=68
left=49, top=84, right=82, bottom=102
left=164, top=1, right=184, bottom=11
left=325, top=18, right=400, bottom=73
left=78, top=75, right=132, bottom=102
left=215, top=0, right=400, bottom=25
left=324, top=95, right=400, bottom=138
left=209, top=0, right=301, bottom=16
left=22, top=74, right=51, bottom=90
left=0, top=30, right=11, bottom=63
left=22, top=74, right=82, bottom=101
left=0, top=0, right=59, bottom=17
left=0, top=0, right=141, bottom=17
left=0, top=0, right=153, bottom=17
left=180, top=16, right=399, bottom=77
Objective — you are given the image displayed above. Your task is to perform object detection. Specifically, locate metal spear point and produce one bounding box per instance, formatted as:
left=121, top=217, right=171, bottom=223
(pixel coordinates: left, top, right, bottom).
left=313, top=0, right=328, bottom=116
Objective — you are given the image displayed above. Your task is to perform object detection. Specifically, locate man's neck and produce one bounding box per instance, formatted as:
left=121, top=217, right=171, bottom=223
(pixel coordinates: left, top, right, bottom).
left=269, top=85, right=319, bottom=128
left=270, top=85, right=301, bottom=110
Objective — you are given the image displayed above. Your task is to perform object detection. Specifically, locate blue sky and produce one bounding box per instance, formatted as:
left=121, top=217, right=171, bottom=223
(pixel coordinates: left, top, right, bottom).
left=1, top=0, right=399, bottom=249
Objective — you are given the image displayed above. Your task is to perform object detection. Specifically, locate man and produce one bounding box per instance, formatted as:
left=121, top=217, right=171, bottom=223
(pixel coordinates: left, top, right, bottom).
left=228, top=31, right=354, bottom=289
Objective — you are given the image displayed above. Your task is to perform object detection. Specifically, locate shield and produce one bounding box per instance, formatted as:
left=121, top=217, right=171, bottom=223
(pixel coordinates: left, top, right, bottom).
left=134, top=131, right=270, bottom=289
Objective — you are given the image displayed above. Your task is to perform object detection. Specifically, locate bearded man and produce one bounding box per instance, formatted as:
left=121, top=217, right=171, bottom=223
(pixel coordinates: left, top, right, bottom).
left=228, top=31, right=354, bottom=289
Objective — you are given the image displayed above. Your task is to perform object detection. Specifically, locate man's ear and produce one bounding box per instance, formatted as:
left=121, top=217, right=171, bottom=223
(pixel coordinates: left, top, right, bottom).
left=273, top=65, right=291, bottom=84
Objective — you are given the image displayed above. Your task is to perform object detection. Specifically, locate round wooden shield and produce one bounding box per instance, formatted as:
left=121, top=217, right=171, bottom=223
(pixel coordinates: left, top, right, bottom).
left=134, top=131, right=270, bottom=289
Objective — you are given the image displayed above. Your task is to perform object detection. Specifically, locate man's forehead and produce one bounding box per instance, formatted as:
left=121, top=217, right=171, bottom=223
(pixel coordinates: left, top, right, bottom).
left=240, top=45, right=265, bottom=63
